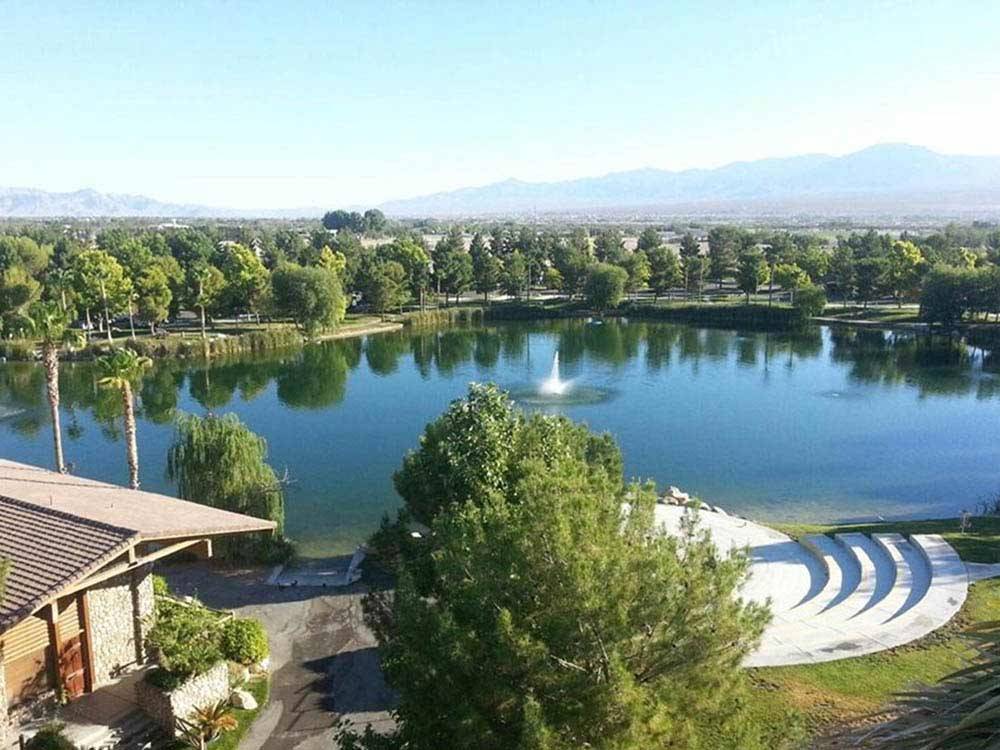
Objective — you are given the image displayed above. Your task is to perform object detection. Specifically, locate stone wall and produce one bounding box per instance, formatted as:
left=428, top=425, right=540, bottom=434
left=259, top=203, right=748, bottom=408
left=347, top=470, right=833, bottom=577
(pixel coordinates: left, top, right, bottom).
left=87, top=566, right=154, bottom=687
left=135, top=661, right=230, bottom=736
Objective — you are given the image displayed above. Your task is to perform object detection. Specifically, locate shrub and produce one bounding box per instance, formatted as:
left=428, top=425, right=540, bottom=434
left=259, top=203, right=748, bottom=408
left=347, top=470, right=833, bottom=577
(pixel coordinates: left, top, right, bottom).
left=146, top=598, right=223, bottom=683
left=793, top=283, right=827, bottom=318
left=24, top=724, right=75, bottom=750
left=152, top=574, right=170, bottom=597
left=220, top=618, right=270, bottom=666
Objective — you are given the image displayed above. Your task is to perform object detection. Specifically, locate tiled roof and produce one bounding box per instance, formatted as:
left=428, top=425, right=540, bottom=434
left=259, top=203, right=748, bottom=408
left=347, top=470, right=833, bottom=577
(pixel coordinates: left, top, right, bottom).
left=0, top=459, right=276, bottom=541
left=0, top=459, right=277, bottom=631
left=0, top=496, right=133, bottom=630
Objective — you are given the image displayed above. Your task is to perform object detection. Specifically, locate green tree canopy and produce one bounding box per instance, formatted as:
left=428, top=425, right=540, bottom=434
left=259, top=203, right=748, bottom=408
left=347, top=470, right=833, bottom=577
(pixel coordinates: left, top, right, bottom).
left=393, top=384, right=622, bottom=525
left=270, top=263, right=346, bottom=334
left=352, top=387, right=780, bottom=750
left=736, top=251, right=769, bottom=303
left=167, top=412, right=287, bottom=561
left=584, top=263, right=628, bottom=312
left=647, top=246, right=682, bottom=300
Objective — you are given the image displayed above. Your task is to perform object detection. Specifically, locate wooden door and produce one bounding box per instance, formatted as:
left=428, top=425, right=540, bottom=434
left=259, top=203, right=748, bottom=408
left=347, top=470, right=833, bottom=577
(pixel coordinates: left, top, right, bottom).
left=59, top=634, right=86, bottom=700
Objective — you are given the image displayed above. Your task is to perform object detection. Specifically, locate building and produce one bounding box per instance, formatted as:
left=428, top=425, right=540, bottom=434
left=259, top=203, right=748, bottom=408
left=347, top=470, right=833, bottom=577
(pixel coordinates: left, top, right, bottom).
left=0, top=459, right=276, bottom=745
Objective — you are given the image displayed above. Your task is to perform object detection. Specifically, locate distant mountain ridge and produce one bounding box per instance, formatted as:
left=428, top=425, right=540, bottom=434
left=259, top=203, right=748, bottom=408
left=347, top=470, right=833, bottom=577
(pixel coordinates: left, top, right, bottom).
left=4, top=144, right=1000, bottom=219
left=379, top=144, right=1000, bottom=217
left=0, top=187, right=321, bottom=219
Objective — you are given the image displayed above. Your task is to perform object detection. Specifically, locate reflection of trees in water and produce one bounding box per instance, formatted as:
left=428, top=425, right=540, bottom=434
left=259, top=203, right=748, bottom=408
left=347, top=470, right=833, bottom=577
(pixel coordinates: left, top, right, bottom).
left=1, top=324, right=998, bottom=442
left=828, top=328, right=988, bottom=397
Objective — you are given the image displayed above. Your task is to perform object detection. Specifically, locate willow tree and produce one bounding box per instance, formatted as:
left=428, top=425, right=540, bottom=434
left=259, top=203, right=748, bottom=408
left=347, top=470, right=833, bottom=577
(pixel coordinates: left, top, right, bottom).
left=27, top=300, right=82, bottom=473
left=166, top=412, right=287, bottom=561
left=97, top=348, right=152, bottom=489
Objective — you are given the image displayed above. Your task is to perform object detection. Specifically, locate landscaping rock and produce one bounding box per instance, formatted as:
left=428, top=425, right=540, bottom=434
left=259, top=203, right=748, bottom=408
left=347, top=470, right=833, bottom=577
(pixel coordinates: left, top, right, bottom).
left=230, top=688, right=258, bottom=711
left=228, top=662, right=251, bottom=685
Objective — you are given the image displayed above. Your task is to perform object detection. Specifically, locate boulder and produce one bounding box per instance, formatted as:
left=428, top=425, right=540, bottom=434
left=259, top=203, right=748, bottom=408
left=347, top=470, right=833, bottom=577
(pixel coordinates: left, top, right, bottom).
left=228, top=662, right=251, bottom=685
left=230, top=688, right=258, bottom=711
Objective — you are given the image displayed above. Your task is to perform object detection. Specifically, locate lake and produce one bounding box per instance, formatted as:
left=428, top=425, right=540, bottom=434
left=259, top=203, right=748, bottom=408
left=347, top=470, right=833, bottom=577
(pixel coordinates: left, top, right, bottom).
left=2, top=320, right=999, bottom=557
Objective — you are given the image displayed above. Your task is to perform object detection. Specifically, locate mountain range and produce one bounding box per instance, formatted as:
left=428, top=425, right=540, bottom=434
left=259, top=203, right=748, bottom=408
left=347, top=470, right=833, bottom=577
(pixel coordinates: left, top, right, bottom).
left=3, top=144, right=1000, bottom=219
left=379, top=144, right=1000, bottom=217
left=0, top=187, right=321, bottom=220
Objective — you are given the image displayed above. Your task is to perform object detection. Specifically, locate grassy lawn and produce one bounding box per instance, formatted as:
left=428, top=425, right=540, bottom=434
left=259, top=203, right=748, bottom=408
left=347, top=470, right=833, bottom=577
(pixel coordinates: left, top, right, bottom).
left=818, top=305, right=923, bottom=324
left=748, top=517, right=1000, bottom=738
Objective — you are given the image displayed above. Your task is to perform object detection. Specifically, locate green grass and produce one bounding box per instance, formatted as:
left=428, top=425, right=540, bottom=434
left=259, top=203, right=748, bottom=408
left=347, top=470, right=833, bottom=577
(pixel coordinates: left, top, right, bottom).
left=166, top=677, right=270, bottom=750
left=747, top=517, right=1000, bottom=736
left=774, top=516, right=1000, bottom=564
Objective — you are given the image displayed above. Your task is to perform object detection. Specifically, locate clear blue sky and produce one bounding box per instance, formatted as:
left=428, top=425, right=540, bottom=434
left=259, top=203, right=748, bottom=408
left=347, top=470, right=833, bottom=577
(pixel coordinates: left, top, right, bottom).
left=2, top=1, right=998, bottom=209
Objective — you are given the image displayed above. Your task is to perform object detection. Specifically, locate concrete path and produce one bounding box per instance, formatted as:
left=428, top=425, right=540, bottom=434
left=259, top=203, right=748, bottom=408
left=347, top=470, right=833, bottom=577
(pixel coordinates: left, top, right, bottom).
left=654, top=505, right=984, bottom=667
left=160, top=559, right=396, bottom=750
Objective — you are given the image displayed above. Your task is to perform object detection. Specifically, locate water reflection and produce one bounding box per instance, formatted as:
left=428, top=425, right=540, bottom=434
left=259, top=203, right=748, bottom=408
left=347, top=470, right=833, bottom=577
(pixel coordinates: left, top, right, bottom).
left=1, top=321, right=994, bottom=440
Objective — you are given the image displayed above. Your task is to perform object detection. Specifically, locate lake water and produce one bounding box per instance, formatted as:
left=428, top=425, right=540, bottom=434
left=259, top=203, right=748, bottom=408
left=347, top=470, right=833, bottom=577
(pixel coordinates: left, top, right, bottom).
left=2, top=320, right=999, bottom=557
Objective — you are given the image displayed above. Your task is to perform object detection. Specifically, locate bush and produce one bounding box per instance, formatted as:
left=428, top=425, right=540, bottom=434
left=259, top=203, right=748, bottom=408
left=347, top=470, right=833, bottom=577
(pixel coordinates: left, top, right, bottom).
left=145, top=599, right=223, bottom=683
left=24, top=724, right=75, bottom=750
left=793, top=284, right=827, bottom=318
left=152, top=574, right=170, bottom=597
left=220, top=618, right=270, bottom=666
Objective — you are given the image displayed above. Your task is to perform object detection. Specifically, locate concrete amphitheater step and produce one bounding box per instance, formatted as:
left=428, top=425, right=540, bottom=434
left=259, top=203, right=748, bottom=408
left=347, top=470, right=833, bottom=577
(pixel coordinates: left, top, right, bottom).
left=833, top=532, right=901, bottom=622
left=872, top=533, right=929, bottom=621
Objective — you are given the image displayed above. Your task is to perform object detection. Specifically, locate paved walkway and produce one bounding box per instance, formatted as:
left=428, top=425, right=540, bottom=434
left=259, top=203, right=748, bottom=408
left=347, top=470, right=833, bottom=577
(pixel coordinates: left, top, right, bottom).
left=160, top=560, right=396, bottom=750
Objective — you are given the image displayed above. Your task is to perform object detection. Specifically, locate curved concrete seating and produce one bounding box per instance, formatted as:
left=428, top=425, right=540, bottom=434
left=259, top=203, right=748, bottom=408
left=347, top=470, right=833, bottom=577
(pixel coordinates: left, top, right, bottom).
left=652, top=505, right=979, bottom=668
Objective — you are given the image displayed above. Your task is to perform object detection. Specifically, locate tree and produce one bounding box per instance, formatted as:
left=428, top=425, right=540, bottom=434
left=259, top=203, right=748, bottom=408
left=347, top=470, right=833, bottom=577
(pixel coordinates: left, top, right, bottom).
left=471, top=244, right=503, bottom=303
left=26, top=301, right=81, bottom=474
left=828, top=245, right=856, bottom=306
left=218, top=243, right=269, bottom=317
left=270, top=264, right=346, bottom=334
left=551, top=241, right=590, bottom=298
left=772, top=263, right=810, bottom=302
left=765, top=234, right=794, bottom=307
left=854, top=257, right=887, bottom=309
left=363, top=208, right=388, bottom=233
left=354, top=388, right=775, bottom=750
left=0, top=265, right=41, bottom=335
left=736, top=252, right=768, bottom=304
left=636, top=227, right=662, bottom=253
left=322, top=210, right=364, bottom=233
left=433, top=228, right=470, bottom=304
left=584, top=263, right=628, bottom=312
left=362, top=261, right=409, bottom=319
left=593, top=229, right=625, bottom=264
left=647, top=246, right=682, bottom=301
left=542, top=266, right=563, bottom=290
left=167, top=412, right=287, bottom=561
left=502, top=250, right=528, bottom=298
left=186, top=264, right=226, bottom=340
left=707, top=227, right=738, bottom=287
left=793, top=284, right=827, bottom=318
left=135, top=266, right=172, bottom=334
left=678, top=233, right=700, bottom=291
left=97, top=348, right=152, bottom=490
left=379, top=237, right=431, bottom=308
left=885, top=240, right=924, bottom=307
left=684, top=255, right=706, bottom=301
left=621, top=250, right=650, bottom=299
left=71, top=250, right=132, bottom=342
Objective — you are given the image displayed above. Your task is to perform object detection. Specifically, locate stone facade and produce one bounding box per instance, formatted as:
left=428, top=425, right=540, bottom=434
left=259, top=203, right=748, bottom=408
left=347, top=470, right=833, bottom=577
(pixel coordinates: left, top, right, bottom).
left=87, top=566, right=154, bottom=687
left=0, top=651, right=9, bottom=750
left=136, top=661, right=230, bottom=736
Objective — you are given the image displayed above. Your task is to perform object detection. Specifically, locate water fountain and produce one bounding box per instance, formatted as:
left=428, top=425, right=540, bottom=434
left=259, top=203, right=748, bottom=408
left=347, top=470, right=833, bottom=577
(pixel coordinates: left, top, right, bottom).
left=539, top=351, right=571, bottom=396
left=508, top=350, right=614, bottom=406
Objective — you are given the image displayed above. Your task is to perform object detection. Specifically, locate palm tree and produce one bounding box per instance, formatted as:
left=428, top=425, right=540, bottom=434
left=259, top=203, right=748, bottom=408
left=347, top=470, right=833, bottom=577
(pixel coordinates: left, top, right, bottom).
left=27, top=301, right=82, bottom=474
left=97, top=348, right=152, bottom=489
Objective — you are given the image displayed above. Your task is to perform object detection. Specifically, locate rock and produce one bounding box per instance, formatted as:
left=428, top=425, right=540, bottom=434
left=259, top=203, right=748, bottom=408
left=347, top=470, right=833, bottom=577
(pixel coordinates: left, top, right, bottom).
left=252, top=656, right=271, bottom=674
left=230, top=688, right=258, bottom=710
left=228, top=662, right=251, bottom=685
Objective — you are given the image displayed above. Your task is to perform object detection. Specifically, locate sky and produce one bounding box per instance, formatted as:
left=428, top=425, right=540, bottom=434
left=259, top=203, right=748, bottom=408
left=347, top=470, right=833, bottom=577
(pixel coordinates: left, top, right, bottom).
left=1, top=0, right=999, bottom=209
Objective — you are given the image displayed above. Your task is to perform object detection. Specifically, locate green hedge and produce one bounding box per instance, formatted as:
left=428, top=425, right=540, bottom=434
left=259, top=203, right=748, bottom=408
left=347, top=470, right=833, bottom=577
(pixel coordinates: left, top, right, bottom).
left=220, top=618, right=270, bottom=666
left=618, top=301, right=809, bottom=330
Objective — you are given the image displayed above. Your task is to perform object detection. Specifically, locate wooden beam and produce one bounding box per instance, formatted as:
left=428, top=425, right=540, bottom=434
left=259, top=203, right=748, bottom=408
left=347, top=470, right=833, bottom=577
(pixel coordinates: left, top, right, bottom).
left=36, top=538, right=206, bottom=605
left=44, top=601, right=61, bottom=698
left=79, top=591, right=96, bottom=693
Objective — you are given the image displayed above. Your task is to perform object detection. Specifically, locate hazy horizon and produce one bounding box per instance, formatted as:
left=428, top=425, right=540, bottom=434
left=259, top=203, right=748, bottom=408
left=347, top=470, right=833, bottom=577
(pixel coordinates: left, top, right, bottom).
left=3, top=2, right=999, bottom=209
